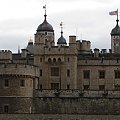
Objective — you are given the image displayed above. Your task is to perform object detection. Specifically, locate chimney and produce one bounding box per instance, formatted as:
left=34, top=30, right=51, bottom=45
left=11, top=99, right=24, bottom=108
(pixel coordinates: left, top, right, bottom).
left=21, top=49, right=27, bottom=58
left=94, top=48, right=99, bottom=58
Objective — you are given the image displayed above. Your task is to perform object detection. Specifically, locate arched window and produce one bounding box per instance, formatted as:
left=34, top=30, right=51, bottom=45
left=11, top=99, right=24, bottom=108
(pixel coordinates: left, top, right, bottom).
left=53, top=58, right=56, bottom=62
left=48, top=58, right=52, bottom=62
left=58, top=58, right=61, bottom=62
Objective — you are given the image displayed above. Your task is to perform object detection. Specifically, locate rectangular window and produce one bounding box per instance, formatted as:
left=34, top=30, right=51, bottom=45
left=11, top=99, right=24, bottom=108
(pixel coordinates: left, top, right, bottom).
left=40, top=84, right=42, bottom=89
left=20, top=79, right=25, bottom=87
left=68, top=58, right=69, bottom=62
left=115, top=70, right=120, bottom=78
left=99, top=85, right=105, bottom=90
left=67, top=84, right=70, bottom=89
left=83, top=85, right=90, bottom=90
left=83, top=70, right=90, bottom=79
left=51, top=67, right=59, bottom=76
left=4, top=79, right=9, bottom=87
left=40, top=58, right=42, bottom=62
left=3, top=105, right=9, bottom=113
left=67, top=69, right=70, bottom=77
left=51, top=83, right=59, bottom=89
left=40, top=69, right=42, bottom=76
left=99, top=70, right=105, bottom=79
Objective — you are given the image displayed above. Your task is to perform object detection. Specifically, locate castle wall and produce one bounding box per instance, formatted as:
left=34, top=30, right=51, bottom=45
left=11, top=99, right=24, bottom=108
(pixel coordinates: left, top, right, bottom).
left=33, top=90, right=120, bottom=115
left=0, top=114, right=120, bottom=120
left=77, top=59, right=120, bottom=90
left=33, top=97, right=120, bottom=115
left=0, top=97, right=32, bottom=113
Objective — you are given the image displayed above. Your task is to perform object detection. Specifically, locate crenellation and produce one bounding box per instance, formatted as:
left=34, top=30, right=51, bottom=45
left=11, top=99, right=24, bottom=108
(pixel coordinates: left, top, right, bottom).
left=34, top=89, right=120, bottom=98
left=0, top=50, right=12, bottom=62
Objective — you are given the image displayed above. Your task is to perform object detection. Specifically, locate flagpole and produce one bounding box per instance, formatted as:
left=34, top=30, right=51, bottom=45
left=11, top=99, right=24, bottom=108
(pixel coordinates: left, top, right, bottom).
left=117, top=9, right=119, bottom=25
left=117, top=9, right=118, bottom=20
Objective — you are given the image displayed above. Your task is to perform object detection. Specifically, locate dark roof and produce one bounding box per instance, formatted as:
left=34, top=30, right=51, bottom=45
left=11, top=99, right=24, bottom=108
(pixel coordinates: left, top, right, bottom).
left=57, top=31, right=67, bottom=45
left=12, top=54, right=34, bottom=60
left=37, top=15, right=54, bottom=32
left=111, top=20, right=120, bottom=35
left=26, top=41, right=34, bottom=54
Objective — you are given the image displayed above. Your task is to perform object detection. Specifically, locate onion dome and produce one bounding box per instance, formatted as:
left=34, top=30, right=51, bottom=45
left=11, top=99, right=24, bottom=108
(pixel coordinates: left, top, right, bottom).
left=57, top=22, right=67, bottom=45
left=37, top=6, right=54, bottom=32
left=111, top=19, right=120, bottom=35
left=57, top=31, right=67, bottom=45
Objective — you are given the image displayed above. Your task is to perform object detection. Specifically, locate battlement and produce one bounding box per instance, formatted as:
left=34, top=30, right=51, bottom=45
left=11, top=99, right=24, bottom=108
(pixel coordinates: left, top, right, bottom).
left=0, top=50, right=12, bottom=61
left=34, top=89, right=120, bottom=98
left=0, top=63, right=39, bottom=77
left=78, top=59, right=120, bottom=66
left=45, top=46, right=65, bottom=55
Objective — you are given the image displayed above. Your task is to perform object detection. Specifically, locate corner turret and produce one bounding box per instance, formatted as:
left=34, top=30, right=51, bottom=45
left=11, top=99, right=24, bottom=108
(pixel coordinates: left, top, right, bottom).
left=111, top=9, right=120, bottom=53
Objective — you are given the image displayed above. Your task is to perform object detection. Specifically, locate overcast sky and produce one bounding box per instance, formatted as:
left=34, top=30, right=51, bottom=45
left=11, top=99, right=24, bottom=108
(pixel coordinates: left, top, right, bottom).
left=0, top=0, right=119, bottom=53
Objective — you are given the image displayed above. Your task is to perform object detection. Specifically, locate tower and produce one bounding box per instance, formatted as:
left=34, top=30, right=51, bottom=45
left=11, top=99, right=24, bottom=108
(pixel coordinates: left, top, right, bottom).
left=34, top=5, right=54, bottom=89
left=34, top=5, right=54, bottom=66
left=111, top=10, right=120, bottom=53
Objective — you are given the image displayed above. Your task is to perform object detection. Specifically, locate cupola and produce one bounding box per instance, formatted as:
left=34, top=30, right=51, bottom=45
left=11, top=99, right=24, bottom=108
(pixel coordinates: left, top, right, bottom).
left=37, top=5, right=54, bottom=32
left=111, top=19, right=120, bottom=36
left=57, top=22, right=67, bottom=45
left=111, top=10, right=120, bottom=36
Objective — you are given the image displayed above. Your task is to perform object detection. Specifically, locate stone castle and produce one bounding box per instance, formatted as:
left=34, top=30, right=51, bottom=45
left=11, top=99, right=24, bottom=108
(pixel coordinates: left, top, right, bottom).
left=1, top=7, right=120, bottom=120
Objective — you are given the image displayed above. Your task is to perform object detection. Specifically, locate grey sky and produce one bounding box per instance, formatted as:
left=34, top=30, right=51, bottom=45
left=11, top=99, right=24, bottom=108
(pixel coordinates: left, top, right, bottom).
left=0, top=0, right=119, bottom=52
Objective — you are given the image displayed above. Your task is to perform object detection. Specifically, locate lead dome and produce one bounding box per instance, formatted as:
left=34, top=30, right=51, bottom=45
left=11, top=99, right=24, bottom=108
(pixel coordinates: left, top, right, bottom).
left=37, top=14, right=54, bottom=32
left=111, top=20, right=120, bottom=35
left=57, top=31, right=67, bottom=45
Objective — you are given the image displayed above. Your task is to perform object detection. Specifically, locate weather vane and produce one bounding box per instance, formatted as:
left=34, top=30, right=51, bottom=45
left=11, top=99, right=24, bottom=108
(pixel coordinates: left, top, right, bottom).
left=43, top=5, right=46, bottom=15
left=60, top=22, right=63, bottom=33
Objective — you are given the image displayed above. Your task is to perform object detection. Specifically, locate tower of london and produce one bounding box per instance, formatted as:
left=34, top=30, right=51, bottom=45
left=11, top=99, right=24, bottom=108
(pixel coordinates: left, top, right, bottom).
left=1, top=7, right=120, bottom=120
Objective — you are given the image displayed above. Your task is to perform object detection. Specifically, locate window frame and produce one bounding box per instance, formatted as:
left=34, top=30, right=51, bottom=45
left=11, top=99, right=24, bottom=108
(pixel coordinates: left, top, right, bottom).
left=4, top=79, right=9, bottom=88
left=3, top=105, right=9, bottom=113
left=51, top=67, right=59, bottom=76
left=20, top=79, right=25, bottom=87
left=67, top=69, right=70, bottom=77
left=83, top=70, right=90, bottom=79
left=99, top=70, right=105, bottom=79
left=40, top=69, right=42, bottom=76
left=115, top=70, right=120, bottom=79
left=51, top=83, right=59, bottom=89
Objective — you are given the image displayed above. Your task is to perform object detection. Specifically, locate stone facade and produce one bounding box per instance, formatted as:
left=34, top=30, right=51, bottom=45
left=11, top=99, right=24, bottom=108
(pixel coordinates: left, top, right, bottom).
left=1, top=8, right=120, bottom=119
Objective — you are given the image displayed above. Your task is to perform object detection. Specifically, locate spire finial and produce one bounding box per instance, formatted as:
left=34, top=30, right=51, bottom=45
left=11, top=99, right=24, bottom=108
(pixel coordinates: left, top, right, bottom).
left=43, top=5, right=47, bottom=20
left=29, top=36, right=33, bottom=42
left=116, top=9, right=119, bottom=25
left=18, top=45, right=20, bottom=54
left=60, top=22, right=63, bottom=36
